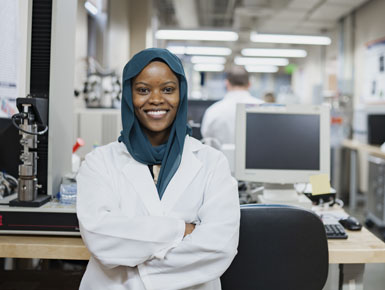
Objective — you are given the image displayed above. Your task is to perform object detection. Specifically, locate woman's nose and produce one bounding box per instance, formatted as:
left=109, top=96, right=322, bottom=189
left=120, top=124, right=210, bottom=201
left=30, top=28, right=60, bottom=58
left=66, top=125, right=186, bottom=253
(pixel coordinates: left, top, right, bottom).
left=149, top=90, right=164, bottom=104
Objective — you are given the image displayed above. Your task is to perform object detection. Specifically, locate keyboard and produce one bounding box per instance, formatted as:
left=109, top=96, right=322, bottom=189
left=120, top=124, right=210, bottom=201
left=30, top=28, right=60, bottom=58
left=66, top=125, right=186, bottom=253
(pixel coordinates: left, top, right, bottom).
left=324, top=223, right=348, bottom=239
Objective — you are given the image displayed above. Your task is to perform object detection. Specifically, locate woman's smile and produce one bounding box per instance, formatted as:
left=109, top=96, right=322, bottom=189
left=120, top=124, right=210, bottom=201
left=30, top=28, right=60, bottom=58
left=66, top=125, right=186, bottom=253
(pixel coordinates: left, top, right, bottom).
left=144, top=109, right=169, bottom=119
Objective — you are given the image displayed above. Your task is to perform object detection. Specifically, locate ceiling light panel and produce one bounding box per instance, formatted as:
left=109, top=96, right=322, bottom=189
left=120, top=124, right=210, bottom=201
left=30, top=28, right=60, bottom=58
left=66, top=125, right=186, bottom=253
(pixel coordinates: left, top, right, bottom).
left=156, top=30, right=238, bottom=41
left=235, top=56, right=289, bottom=66
left=250, top=32, right=331, bottom=45
left=167, top=46, right=232, bottom=56
left=241, top=48, right=307, bottom=58
left=193, top=64, right=225, bottom=72
left=245, top=65, right=279, bottom=73
left=190, top=56, right=226, bottom=64
left=241, top=48, right=307, bottom=57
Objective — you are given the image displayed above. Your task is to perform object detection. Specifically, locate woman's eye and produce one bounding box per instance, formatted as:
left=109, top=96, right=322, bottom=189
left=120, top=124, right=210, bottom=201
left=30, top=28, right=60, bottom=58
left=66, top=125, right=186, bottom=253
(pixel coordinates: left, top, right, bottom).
left=137, top=87, right=149, bottom=94
left=163, top=87, right=175, bottom=93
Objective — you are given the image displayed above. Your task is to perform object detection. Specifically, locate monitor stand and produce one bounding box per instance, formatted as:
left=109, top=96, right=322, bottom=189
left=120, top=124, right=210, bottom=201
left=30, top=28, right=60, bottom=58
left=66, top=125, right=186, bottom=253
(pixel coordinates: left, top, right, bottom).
left=257, top=183, right=312, bottom=209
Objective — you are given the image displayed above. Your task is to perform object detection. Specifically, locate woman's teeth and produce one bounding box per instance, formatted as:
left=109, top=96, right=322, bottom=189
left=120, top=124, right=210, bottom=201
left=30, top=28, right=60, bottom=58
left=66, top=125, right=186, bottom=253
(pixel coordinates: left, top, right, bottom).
left=147, top=110, right=167, bottom=116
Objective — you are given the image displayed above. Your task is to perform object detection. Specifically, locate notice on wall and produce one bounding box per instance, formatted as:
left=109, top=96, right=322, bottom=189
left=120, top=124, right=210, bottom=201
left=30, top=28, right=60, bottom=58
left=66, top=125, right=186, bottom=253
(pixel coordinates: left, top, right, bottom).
left=362, top=39, right=385, bottom=104
left=0, top=0, right=18, bottom=118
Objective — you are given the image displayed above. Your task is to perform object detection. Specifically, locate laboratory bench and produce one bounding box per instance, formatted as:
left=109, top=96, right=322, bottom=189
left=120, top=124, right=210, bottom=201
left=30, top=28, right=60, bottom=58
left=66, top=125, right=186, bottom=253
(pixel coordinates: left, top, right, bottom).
left=1, top=206, right=385, bottom=289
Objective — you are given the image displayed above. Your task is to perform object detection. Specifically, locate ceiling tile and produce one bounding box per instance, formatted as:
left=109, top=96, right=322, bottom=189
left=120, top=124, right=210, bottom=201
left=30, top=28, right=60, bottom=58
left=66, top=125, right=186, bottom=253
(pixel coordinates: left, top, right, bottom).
left=288, top=0, right=320, bottom=9
left=275, top=9, right=308, bottom=20
left=309, top=3, right=352, bottom=21
left=301, top=20, right=337, bottom=29
left=327, top=0, right=368, bottom=7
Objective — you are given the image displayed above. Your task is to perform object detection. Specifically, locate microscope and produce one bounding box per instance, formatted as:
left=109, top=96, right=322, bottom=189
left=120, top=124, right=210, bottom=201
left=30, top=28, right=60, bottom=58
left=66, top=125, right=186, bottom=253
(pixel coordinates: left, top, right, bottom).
left=9, top=96, right=51, bottom=207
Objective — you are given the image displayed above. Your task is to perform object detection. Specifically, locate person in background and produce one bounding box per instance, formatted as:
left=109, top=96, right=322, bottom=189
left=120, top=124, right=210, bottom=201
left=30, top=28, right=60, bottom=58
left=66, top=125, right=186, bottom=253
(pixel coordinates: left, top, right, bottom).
left=263, top=92, right=276, bottom=103
left=76, top=48, right=240, bottom=290
left=200, top=66, right=263, bottom=145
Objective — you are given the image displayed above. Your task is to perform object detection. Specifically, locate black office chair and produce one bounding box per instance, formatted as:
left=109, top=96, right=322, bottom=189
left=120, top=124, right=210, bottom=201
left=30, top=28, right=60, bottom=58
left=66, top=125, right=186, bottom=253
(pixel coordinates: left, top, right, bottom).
left=221, top=204, right=329, bottom=290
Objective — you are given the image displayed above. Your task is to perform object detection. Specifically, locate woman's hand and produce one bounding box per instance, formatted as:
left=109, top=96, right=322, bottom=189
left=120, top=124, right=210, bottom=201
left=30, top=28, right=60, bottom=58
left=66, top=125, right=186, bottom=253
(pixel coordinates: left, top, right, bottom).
left=184, top=223, right=196, bottom=237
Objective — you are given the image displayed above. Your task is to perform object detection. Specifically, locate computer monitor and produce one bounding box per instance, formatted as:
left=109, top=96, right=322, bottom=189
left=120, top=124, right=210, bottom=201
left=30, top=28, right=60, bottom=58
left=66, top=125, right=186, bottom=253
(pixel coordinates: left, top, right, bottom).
left=368, top=114, right=385, bottom=145
left=187, top=99, right=217, bottom=140
left=0, top=117, right=21, bottom=179
left=235, top=103, right=330, bottom=205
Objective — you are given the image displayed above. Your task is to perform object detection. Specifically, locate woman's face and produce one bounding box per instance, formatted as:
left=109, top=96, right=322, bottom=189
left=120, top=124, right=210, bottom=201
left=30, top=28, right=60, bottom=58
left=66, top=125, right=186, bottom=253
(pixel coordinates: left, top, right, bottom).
left=132, top=61, right=180, bottom=146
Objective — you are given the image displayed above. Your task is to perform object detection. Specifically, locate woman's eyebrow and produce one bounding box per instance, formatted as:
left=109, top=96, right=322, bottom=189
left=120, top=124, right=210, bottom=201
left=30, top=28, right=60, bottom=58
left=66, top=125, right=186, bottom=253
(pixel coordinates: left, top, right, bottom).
left=161, top=81, right=178, bottom=86
left=134, top=81, right=149, bottom=86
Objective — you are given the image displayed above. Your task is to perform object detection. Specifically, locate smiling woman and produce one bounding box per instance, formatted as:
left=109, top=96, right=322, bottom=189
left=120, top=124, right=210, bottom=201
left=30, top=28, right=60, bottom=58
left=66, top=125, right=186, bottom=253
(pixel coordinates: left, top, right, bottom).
left=132, top=61, right=180, bottom=146
left=76, top=48, right=240, bottom=290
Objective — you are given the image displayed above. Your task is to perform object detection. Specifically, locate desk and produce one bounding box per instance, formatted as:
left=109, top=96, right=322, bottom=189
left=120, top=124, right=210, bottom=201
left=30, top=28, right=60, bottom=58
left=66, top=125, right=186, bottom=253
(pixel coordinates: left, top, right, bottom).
left=1, top=225, right=385, bottom=290
left=316, top=204, right=385, bottom=289
left=0, top=235, right=90, bottom=260
left=327, top=227, right=385, bottom=290
left=342, top=139, right=385, bottom=211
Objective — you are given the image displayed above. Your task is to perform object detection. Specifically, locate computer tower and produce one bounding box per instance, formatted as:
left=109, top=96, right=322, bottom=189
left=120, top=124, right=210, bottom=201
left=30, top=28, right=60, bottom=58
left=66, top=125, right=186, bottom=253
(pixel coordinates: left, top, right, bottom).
left=368, top=114, right=385, bottom=145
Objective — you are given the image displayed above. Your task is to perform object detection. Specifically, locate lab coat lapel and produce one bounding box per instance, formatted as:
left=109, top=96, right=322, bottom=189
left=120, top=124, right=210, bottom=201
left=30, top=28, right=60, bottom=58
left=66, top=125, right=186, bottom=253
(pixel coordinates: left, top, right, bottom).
left=122, top=160, right=163, bottom=216
left=161, top=138, right=202, bottom=213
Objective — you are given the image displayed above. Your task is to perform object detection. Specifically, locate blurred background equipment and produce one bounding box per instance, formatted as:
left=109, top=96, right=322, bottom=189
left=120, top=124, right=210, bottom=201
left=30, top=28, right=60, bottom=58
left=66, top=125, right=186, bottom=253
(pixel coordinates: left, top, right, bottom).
left=9, top=96, right=50, bottom=206
left=81, top=57, right=121, bottom=108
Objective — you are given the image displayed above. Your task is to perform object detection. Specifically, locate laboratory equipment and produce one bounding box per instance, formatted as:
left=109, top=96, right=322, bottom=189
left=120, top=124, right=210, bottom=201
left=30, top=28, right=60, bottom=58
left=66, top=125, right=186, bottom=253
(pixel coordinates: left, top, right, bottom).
left=366, top=155, right=385, bottom=236
left=9, top=96, right=50, bottom=206
left=235, top=103, right=330, bottom=208
left=0, top=0, right=79, bottom=235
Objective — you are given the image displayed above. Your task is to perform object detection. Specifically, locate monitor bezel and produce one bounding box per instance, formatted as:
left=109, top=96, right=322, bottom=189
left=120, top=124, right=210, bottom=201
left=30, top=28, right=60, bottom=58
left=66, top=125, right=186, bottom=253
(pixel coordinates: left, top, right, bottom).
left=235, top=103, right=330, bottom=184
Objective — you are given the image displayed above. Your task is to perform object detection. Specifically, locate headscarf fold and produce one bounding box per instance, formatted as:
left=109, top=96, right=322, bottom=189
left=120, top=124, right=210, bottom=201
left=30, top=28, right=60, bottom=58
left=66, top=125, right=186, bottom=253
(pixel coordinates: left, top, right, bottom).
left=118, top=48, right=191, bottom=199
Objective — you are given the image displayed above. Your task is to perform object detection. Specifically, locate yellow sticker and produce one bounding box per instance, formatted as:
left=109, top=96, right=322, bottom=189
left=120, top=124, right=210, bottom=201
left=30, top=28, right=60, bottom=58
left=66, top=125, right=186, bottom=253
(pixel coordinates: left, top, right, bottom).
left=309, top=174, right=331, bottom=195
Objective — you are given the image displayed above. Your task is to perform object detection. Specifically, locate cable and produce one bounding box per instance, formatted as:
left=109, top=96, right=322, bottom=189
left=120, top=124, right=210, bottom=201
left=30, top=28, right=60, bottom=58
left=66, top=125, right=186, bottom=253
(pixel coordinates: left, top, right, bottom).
left=11, top=113, right=48, bottom=135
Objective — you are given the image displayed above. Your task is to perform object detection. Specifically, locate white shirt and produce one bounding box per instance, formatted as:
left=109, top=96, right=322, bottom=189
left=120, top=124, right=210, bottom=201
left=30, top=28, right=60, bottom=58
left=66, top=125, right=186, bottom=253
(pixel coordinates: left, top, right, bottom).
left=76, top=136, right=240, bottom=290
left=200, top=90, right=263, bottom=145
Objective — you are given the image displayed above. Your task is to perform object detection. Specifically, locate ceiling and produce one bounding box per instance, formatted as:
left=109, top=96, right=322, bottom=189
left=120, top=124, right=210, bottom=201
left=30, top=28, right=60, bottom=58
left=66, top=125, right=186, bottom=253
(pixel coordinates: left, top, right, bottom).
left=153, top=0, right=370, bottom=55
left=154, top=0, right=369, bottom=33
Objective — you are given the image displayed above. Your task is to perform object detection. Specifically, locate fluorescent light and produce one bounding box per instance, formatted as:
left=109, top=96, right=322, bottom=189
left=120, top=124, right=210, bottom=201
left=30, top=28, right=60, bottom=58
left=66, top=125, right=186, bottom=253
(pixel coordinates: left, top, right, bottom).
left=156, top=30, right=238, bottom=41
left=241, top=48, right=307, bottom=58
left=193, top=64, right=224, bottom=72
left=190, top=56, right=226, bottom=64
left=250, top=32, right=331, bottom=45
left=245, top=65, right=279, bottom=73
left=167, top=46, right=186, bottom=55
left=167, top=46, right=232, bottom=56
left=234, top=56, right=289, bottom=66
left=85, top=1, right=98, bottom=15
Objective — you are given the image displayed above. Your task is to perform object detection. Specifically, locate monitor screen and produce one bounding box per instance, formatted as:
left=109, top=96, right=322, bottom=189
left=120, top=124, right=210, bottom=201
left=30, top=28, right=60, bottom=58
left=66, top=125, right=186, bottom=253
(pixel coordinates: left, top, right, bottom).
left=245, top=113, right=320, bottom=170
left=235, top=104, right=330, bottom=184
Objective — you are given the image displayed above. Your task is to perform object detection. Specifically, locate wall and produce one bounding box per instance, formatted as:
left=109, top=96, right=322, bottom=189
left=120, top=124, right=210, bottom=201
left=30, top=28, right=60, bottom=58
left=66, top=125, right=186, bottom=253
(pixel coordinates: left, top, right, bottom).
left=354, top=0, right=385, bottom=108
left=292, top=45, right=324, bottom=104
left=107, top=0, right=130, bottom=75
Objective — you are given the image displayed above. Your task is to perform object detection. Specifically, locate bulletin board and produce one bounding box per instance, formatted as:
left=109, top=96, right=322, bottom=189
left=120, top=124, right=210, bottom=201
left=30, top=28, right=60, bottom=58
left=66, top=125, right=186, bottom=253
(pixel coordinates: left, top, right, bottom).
left=362, top=38, right=385, bottom=104
left=0, top=0, right=18, bottom=118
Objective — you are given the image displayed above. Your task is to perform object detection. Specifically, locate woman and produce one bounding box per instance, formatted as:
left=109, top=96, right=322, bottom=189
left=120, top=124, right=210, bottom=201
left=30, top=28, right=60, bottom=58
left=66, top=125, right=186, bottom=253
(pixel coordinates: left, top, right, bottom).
left=76, top=48, right=240, bottom=290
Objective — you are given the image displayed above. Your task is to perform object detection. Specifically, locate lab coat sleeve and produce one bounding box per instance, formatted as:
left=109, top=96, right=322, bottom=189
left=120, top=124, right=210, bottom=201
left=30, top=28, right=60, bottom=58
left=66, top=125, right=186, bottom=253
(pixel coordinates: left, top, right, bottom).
left=76, top=149, right=185, bottom=269
left=137, top=153, right=240, bottom=290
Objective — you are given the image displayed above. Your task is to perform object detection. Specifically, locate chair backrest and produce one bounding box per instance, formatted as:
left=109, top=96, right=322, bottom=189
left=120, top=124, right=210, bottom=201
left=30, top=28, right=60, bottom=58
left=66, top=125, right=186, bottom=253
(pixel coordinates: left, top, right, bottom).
left=221, top=204, right=329, bottom=290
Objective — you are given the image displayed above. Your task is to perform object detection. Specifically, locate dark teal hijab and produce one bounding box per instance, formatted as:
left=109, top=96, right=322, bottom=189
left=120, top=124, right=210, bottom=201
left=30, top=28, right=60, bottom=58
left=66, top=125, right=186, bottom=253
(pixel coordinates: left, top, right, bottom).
left=118, top=48, right=191, bottom=199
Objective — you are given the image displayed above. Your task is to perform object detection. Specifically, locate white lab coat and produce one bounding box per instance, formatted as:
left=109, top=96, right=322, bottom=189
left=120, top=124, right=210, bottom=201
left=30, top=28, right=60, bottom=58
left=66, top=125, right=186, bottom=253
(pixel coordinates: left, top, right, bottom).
left=76, top=136, right=240, bottom=290
left=201, top=90, right=263, bottom=145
